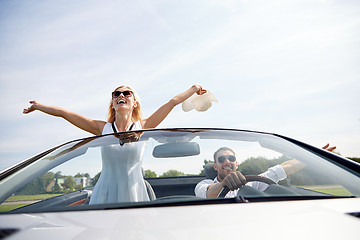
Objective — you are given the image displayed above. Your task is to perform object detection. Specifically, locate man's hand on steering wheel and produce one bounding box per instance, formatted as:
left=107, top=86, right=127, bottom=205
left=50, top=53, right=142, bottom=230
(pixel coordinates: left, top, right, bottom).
left=218, top=174, right=277, bottom=198
left=221, top=171, right=246, bottom=191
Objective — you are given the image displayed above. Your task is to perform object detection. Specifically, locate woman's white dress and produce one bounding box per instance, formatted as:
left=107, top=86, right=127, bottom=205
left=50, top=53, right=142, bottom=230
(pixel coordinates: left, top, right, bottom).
left=89, top=122, right=149, bottom=204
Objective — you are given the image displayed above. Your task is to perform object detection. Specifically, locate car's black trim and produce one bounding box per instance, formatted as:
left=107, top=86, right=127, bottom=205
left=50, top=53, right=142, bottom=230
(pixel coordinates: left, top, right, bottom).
left=347, top=212, right=360, bottom=219
left=0, top=228, right=19, bottom=239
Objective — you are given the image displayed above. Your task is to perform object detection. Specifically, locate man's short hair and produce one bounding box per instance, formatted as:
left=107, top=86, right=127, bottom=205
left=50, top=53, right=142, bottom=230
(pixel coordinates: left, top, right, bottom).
left=213, top=147, right=236, bottom=163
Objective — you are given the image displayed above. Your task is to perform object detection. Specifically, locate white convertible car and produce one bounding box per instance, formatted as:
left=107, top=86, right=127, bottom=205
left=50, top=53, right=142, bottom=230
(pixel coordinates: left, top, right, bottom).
left=0, top=128, right=359, bottom=239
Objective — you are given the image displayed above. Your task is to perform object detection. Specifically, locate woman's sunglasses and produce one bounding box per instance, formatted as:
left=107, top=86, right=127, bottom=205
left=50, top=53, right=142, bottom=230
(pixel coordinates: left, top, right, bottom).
left=217, top=155, right=236, bottom=163
left=112, top=90, right=133, bottom=99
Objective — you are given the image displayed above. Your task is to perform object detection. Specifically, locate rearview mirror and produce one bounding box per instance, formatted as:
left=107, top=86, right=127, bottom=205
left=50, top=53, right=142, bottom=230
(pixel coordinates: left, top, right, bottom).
left=152, top=142, right=200, bottom=158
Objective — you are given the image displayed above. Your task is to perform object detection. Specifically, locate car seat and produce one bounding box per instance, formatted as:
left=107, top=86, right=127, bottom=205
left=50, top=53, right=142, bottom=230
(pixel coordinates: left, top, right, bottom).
left=142, top=168, right=156, bottom=200
left=204, top=163, right=217, bottom=179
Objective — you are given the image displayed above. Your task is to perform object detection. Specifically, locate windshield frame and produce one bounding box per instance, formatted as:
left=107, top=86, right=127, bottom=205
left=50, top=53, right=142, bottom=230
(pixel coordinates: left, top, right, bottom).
left=1, top=128, right=360, bottom=214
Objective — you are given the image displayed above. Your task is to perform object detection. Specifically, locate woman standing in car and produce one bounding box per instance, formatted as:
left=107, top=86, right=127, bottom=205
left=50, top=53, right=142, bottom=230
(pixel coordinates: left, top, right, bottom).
left=23, top=84, right=207, bottom=204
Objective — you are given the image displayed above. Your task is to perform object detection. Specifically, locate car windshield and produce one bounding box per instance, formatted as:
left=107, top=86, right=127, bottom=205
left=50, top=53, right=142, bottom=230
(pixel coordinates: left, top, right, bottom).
left=1, top=129, right=360, bottom=213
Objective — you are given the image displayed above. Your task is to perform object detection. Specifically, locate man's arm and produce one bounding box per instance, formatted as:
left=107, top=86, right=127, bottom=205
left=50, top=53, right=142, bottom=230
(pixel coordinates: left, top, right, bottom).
left=280, top=159, right=306, bottom=175
left=205, top=182, right=226, bottom=199
left=194, top=179, right=215, bottom=198
left=280, top=144, right=336, bottom=175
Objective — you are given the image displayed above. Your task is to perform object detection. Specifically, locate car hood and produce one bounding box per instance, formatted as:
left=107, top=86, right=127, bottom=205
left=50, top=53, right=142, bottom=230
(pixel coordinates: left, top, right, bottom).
left=1, top=198, right=360, bottom=240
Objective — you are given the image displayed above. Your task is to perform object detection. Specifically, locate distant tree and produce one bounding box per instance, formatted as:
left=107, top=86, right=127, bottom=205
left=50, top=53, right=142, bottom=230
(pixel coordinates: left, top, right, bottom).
left=203, top=159, right=214, bottom=166
left=17, top=171, right=94, bottom=195
left=238, top=157, right=270, bottom=175
left=55, top=171, right=62, bottom=179
left=17, top=178, right=42, bottom=195
left=53, top=183, right=62, bottom=193
left=62, top=176, right=76, bottom=192
left=17, top=171, right=55, bottom=195
left=40, top=172, right=55, bottom=190
left=238, top=155, right=338, bottom=185
left=92, top=172, right=101, bottom=186
left=54, top=171, right=63, bottom=193
left=199, top=159, right=213, bottom=176
left=348, top=157, right=360, bottom=164
left=74, top=173, right=91, bottom=178
left=144, top=170, right=157, bottom=178
left=160, top=170, right=185, bottom=177
left=238, top=155, right=292, bottom=175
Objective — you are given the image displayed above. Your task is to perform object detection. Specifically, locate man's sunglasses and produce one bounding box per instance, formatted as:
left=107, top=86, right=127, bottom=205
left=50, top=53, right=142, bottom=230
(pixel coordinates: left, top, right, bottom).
left=217, top=155, right=236, bottom=163
left=112, top=90, right=133, bottom=99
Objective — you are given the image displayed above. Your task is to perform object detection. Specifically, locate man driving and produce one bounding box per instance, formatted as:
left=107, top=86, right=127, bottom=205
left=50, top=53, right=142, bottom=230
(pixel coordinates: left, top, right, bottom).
left=195, top=145, right=335, bottom=198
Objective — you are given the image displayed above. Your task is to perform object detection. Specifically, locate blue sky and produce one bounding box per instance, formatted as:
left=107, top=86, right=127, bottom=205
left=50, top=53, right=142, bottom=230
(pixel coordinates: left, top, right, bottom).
left=0, top=0, right=359, bottom=170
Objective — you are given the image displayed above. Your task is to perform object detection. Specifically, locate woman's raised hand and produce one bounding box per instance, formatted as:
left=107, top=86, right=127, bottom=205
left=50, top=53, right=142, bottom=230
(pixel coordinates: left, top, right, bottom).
left=193, top=84, right=207, bottom=95
left=23, top=101, right=38, bottom=114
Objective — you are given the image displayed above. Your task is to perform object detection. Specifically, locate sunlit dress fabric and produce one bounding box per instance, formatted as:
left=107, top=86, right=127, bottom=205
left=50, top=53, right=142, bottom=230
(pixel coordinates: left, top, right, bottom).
left=89, top=121, right=149, bottom=204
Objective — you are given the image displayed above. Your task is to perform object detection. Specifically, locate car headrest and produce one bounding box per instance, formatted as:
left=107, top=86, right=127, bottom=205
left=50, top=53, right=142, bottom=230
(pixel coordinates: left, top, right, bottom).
left=204, top=163, right=217, bottom=179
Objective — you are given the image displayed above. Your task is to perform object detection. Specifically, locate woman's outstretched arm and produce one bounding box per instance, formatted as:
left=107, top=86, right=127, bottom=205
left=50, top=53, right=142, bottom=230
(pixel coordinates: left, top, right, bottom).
left=23, top=101, right=106, bottom=135
left=141, top=84, right=206, bottom=129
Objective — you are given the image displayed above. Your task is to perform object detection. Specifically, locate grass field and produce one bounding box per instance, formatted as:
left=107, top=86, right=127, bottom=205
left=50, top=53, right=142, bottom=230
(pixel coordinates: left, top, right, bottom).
left=0, top=194, right=61, bottom=212
left=311, top=187, right=352, bottom=196
left=5, top=194, right=61, bottom=202
left=299, top=185, right=353, bottom=196
left=0, top=204, right=28, bottom=212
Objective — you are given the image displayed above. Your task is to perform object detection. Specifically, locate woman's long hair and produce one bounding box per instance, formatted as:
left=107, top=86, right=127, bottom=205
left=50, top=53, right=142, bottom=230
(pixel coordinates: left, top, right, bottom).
left=107, top=85, right=143, bottom=123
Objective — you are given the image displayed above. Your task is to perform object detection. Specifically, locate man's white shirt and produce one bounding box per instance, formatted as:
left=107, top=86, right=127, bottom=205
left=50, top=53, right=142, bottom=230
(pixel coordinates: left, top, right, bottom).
left=195, top=165, right=287, bottom=198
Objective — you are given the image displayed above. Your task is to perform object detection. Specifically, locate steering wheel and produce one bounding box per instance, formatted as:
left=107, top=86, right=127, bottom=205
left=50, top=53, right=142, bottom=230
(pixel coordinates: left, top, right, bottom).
left=218, top=175, right=276, bottom=198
